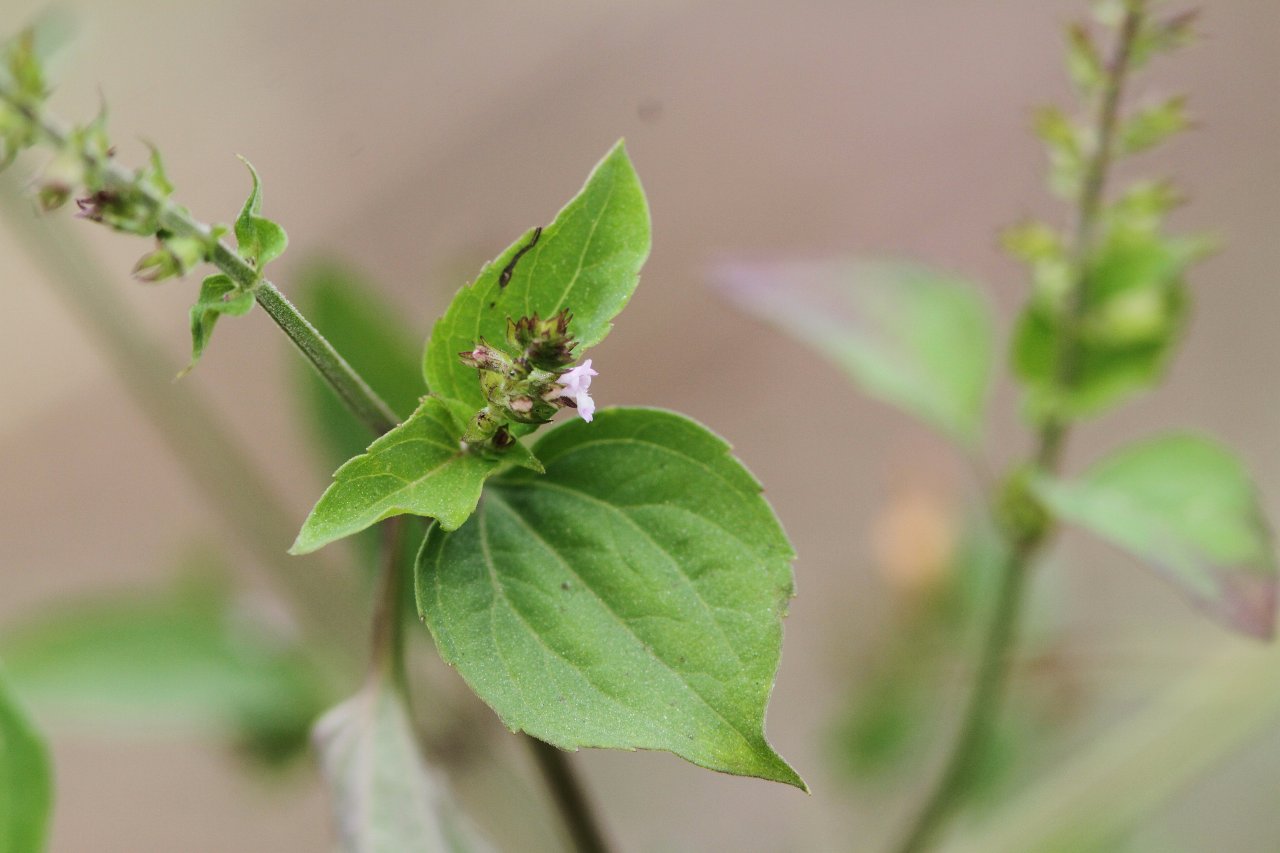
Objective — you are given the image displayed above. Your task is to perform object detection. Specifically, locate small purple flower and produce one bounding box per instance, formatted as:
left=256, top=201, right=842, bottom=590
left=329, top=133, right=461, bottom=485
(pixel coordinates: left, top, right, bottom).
left=557, top=359, right=598, bottom=422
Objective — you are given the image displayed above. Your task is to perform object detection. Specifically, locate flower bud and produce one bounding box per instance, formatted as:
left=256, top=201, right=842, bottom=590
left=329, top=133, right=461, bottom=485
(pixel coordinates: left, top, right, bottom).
left=507, top=310, right=577, bottom=370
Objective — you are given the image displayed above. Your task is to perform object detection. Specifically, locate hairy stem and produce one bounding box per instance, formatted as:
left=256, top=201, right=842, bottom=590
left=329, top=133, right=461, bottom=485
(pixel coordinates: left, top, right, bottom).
left=0, top=94, right=400, bottom=436
left=892, top=6, right=1146, bottom=852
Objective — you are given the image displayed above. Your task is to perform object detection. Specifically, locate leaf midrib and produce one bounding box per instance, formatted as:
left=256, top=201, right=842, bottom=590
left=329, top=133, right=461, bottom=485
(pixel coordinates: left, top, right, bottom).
left=485, top=488, right=762, bottom=758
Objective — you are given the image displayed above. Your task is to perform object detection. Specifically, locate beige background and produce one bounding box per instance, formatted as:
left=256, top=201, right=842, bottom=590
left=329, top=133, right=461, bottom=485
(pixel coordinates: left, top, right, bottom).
left=3, top=1, right=1280, bottom=851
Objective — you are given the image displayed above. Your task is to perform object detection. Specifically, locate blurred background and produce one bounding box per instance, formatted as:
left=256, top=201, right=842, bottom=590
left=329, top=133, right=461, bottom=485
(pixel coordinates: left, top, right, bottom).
left=2, top=1, right=1280, bottom=851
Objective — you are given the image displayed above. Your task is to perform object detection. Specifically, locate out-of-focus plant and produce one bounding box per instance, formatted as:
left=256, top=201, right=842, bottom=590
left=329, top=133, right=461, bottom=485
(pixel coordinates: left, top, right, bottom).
left=718, top=1, right=1274, bottom=850
left=0, top=15, right=804, bottom=853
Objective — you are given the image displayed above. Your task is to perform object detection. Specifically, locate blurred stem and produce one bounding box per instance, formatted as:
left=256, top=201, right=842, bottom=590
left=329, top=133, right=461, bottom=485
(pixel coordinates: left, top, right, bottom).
left=892, top=5, right=1146, bottom=852
left=527, top=739, right=612, bottom=853
left=1037, top=4, right=1142, bottom=472
left=0, top=179, right=362, bottom=661
left=949, top=643, right=1280, bottom=853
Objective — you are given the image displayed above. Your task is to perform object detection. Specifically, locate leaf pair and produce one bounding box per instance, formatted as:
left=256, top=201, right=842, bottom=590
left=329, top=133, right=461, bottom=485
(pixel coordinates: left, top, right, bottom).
left=182, top=159, right=288, bottom=372
left=294, top=144, right=806, bottom=787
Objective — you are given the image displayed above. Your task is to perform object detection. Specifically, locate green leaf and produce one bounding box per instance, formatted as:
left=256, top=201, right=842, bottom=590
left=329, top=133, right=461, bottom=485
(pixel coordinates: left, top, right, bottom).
left=297, top=262, right=425, bottom=467
left=1034, top=105, right=1087, bottom=197
left=183, top=273, right=255, bottom=374
left=0, top=665, right=51, bottom=853
left=1, top=576, right=331, bottom=762
left=235, top=157, right=288, bottom=268
left=1033, top=434, right=1276, bottom=638
left=715, top=260, right=995, bottom=447
left=1120, top=96, right=1190, bottom=156
left=424, top=141, right=650, bottom=410
left=416, top=408, right=804, bottom=788
left=1012, top=230, right=1198, bottom=419
left=314, top=676, right=492, bottom=853
left=291, top=397, right=540, bottom=555
left=1065, top=23, right=1104, bottom=96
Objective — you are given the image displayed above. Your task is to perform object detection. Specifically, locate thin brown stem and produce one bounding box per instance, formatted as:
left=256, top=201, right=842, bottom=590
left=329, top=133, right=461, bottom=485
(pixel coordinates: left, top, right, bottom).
left=527, top=738, right=613, bottom=853
left=369, top=517, right=408, bottom=684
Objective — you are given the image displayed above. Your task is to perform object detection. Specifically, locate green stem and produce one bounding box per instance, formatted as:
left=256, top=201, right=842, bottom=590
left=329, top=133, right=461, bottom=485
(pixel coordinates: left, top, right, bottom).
left=891, top=539, right=1037, bottom=853
left=1, top=94, right=400, bottom=436
left=891, top=6, right=1146, bottom=851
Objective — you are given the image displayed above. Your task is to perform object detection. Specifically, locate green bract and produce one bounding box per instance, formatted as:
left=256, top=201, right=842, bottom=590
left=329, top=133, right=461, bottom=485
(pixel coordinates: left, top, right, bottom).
left=1033, top=434, right=1276, bottom=638
left=715, top=260, right=995, bottom=447
left=184, top=273, right=255, bottom=373
left=423, top=140, right=650, bottom=409
left=234, top=158, right=288, bottom=269
left=314, top=677, right=492, bottom=853
left=416, top=408, right=804, bottom=789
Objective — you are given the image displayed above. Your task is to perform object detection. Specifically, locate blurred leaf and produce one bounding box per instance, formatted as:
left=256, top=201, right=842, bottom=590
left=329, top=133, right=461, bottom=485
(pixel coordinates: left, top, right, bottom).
left=314, top=676, right=492, bottom=853
left=423, top=141, right=650, bottom=411
left=1132, top=10, right=1199, bottom=67
left=1065, top=23, right=1104, bottom=95
left=0, top=665, right=51, bottom=853
left=715, top=260, right=995, bottom=447
left=1033, top=105, right=1087, bottom=198
left=1120, top=96, right=1190, bottom=156
left=417, top=408, right=804, bottom=788
left=1034, top=434, right=1276, bottom=637
left=183, top=273, right=254, bottom=374
left=1, top=576, right=331, bottom=763
left=234, top=157, right=288, bottom=268
left=296, top=262, right=424, bottom=468
left=1012, top=230, right=1199, bottom=420
left=291, top=397, right=540, bottom=555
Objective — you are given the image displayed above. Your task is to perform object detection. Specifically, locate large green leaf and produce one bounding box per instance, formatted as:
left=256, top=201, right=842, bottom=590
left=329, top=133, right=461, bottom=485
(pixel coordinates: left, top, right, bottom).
left=416, top=408, right=804, bottom=788
left=1, top=578, right=330, bottom=763
left=714, top=260, right=994, bottom=447
left=313, top=676, right=491, bottom=853
left=291, top=397, right=540, bottom=555
left=296, top=262, right=424, bottom=467
left=1034, top=434, right=1276, bottom=638
left=0, top=666, right=51, bottom=853
left=423, top=141, right=650, bottom=409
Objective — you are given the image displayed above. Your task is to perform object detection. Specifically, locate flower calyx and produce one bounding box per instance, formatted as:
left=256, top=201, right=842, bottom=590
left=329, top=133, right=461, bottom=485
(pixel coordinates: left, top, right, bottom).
left=457, top=309, right=599, bottom=450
